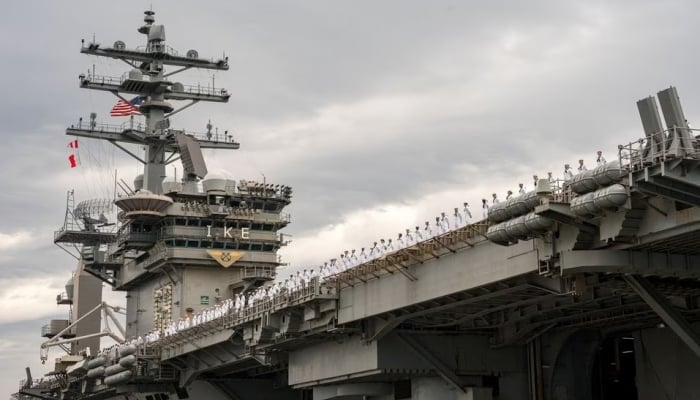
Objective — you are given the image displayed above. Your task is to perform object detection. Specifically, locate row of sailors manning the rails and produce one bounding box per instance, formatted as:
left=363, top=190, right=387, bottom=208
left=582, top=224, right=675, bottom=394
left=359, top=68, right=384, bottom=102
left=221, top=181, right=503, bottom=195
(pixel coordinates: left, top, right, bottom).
left=137, top=207, right=479, bottom=345
left=139, top=271, right=322, bottom=344
left=136, top=182, right=543, bottom=345
left=137, top=206, right=483, bottom=342
left=300, top=150, right=612, bottom=286
left=131, top=151, right=610, bottom=344
left=481, top=151, right=608, bottom=218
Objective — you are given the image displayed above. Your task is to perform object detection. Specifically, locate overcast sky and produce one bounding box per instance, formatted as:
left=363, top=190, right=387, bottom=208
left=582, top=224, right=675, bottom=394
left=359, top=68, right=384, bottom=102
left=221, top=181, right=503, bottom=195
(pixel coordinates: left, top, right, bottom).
left=3, top=0, right=700, bottom=396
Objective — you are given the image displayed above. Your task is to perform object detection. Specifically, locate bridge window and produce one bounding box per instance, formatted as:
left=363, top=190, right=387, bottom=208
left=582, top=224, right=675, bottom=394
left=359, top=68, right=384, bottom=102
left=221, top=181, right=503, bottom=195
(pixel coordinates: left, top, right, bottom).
left=394, top=380, right=411, bottom=399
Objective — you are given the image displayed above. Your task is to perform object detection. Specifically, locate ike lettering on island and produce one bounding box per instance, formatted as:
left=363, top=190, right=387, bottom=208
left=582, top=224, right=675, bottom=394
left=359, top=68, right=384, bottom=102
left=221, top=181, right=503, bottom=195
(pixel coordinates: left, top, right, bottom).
left=205, top=225, right=250, bottom=240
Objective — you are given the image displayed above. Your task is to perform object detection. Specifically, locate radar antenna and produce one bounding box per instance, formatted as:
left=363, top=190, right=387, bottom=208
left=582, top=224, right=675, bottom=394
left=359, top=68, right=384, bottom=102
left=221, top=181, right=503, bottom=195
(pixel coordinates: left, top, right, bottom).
left=67, top=10, right=238, bottom=193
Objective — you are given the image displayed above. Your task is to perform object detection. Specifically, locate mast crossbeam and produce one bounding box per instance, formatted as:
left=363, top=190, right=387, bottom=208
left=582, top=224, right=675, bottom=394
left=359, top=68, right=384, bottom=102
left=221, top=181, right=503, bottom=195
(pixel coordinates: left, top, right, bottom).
left=66, top=126, right=240, bottom=150
left=81, top=45, right=229, bottom=71
left=80, top=75, right=230, bottom=103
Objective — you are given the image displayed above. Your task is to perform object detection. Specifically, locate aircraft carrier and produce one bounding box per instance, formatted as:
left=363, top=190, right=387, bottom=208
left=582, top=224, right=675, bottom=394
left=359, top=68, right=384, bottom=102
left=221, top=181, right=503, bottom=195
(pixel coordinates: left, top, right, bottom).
left=13, top=9, right=700, bottom=400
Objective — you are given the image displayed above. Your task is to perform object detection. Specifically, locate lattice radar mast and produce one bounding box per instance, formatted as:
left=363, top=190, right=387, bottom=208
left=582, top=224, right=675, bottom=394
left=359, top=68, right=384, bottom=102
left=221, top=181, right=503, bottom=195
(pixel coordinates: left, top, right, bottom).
left=67, top=10, right=238, bottom=194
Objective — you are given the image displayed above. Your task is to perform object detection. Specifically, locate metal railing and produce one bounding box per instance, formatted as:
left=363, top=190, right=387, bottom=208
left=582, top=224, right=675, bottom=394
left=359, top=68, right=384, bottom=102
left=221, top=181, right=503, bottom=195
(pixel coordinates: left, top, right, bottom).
left=137, top=44, right=180, bottom=57
left=134, top=246, right=170, bottom=270
left=80, top=73, right=229, bottom=98
left=179, top=129, right=239, bottom=144
left=18, top=378, right=50, bottom=391
left=82, top=243, right=124, bottom=265
left=128, top=224, right=491, bottom=349
left=242, top=265, right=276, bottom=280
left=548, top=178, right=575, bottom=203
left=68, top=118, right=239, bottom=149
left=69, top=118, right=140, bottom=134
left=324, top=220, right=490, bottom=287
left=56, top=292, right=72, bottom=304
left=117, top=231, right=158, bottom=245
left=619, top=128, right=700, bottom=171
left=82, top=41, right=226, bottom=65
left=153, top=279, right=332, bottom=348
left=40, top=324, right=72, bottom=338
left=178, top=82, right=229, bottom=97
left=80, top=73, right=125, bottom=87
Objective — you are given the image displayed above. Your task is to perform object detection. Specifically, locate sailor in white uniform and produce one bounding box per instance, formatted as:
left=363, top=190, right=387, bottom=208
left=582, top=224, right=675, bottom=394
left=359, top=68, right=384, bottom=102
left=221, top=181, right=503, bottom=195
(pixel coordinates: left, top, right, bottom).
left=463, top=202, right=472, bottom=222
left=424, top=221, right=433, bottom=238
left=343, top=251, right=352, bottom=269
left=563, top=164, right=574, bottom=180
left=334, top=256, right=342, bottom=273
left=596, top=150, right=607, bottom=166
left=506, top=190, right=513, bottom=200
left=360, top=247, right=368, bottom=263
left=482, top=198, right=489, bottom=219
left=577, top=159, right=587, bottom=172
left=396, top=233, right=405, bottom=249
left=453, top=207, right=464, bottom=228
left=435, top=217, right=443, bottom=235
left=518, top=183, right=525, bottom=195
left=533, top=175, right=538, bottom=188
left=415, top=226, right=424, bottom=241
left=350, top=249, right=359, bottom=266
left=492, top=193, right=499, bottom=205
left=547, top=171, right=555, bottom=184
left=440, top=212, right=450, bottom=232
left=369, top=242, right=380, bottom=258
left=404, top=228, right=414, bottom=246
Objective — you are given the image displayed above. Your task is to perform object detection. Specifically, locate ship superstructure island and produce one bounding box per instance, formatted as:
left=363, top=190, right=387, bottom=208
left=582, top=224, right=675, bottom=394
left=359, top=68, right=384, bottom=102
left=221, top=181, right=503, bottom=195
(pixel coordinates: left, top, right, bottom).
left=19, top=10, right=293, bottom=399
left=15, top=9, right=700, bottom=400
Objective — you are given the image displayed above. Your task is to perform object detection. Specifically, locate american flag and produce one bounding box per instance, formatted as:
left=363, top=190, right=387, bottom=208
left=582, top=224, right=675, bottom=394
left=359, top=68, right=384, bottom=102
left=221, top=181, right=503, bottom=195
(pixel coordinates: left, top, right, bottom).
left=110, top=96, right=145, bottom=117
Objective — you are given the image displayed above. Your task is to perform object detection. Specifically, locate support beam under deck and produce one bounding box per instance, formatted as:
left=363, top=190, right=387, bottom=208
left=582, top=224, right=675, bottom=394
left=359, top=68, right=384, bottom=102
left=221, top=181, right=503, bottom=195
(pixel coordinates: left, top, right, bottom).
left=624, top=274, right=700, bottom=358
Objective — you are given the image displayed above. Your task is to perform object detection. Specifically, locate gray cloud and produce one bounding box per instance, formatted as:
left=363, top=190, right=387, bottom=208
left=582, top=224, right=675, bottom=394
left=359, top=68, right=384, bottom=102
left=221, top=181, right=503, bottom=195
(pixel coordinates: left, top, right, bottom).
left=3, top=0, right=700, bottom=395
